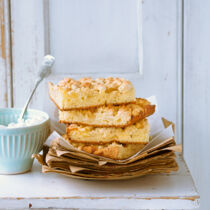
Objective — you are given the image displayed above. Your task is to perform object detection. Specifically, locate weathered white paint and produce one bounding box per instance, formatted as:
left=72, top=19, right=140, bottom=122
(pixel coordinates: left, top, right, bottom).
left=183, top=0, right=210, bottom=210
left=10, top=0, right=45, bottom=110
left=0, top=155, right=199, bottom=209
left=0, top=0, right=12, bottom=108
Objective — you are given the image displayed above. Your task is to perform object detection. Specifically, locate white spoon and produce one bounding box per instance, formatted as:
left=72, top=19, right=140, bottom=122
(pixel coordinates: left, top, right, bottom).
left=18, top=55, right=55, bottom=121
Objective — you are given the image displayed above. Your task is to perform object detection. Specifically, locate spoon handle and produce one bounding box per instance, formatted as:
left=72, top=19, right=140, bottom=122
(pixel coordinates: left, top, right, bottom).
left=18, top=55, right=55, bottom=121
left=19, top=78, right=42, bottom=120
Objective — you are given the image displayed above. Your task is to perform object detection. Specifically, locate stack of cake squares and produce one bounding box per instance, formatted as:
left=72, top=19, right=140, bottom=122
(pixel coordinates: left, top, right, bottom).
left=49, top=77, right=155, bottom=160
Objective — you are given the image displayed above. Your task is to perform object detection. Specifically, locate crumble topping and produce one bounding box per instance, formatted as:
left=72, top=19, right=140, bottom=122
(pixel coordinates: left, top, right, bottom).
left=57, top=77, right=134, bottom=93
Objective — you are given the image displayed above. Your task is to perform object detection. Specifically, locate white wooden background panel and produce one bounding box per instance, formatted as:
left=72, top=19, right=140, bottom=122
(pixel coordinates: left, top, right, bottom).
left=50, top=0, right=141, bottom=74
left=10, top=0, right=45, bottom=109
left=140, top=0, right=181, bottom=137
left=183, top=0, right=210, bottom=209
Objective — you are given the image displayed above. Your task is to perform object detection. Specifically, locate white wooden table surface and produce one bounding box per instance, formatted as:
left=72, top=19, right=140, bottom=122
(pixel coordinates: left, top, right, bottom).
left=0, top=155, right=199, bottom=210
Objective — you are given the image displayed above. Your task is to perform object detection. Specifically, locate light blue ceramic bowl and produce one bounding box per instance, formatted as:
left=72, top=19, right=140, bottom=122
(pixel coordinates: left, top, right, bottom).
left=0, top=108, right=50, bottom=174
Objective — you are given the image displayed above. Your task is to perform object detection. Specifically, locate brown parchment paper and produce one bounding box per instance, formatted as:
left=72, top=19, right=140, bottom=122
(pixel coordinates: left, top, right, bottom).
left=33, top=96, right=181, bottom=180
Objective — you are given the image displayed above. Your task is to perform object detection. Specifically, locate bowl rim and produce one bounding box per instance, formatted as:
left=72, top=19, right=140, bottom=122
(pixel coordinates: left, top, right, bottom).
left=0, top=108, right=50, bottom=131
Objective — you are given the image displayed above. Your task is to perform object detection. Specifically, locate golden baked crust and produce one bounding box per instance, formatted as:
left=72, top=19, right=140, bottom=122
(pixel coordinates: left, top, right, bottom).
left=59, top=98, right=155, bottom=127
left=64, top=135, right=146, bottom=160
left=49, top=77, right=135, bottom=110
left=66, top=119, right=149, bottom=144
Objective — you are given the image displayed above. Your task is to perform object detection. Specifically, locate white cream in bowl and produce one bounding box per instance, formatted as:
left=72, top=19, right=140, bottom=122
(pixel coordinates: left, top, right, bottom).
left=0, top=116, right=46, bottom=128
